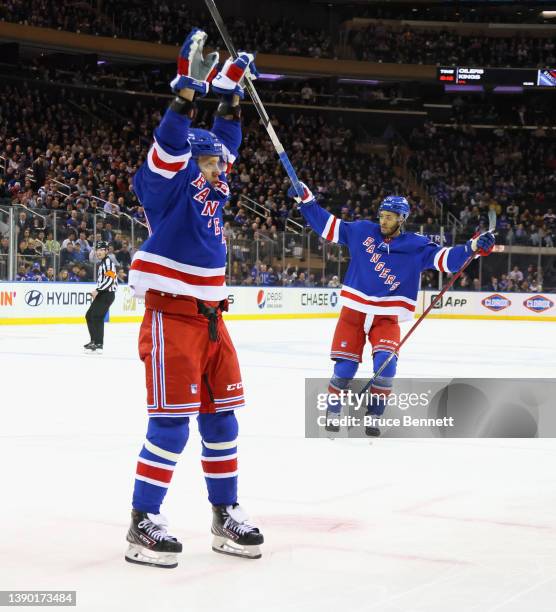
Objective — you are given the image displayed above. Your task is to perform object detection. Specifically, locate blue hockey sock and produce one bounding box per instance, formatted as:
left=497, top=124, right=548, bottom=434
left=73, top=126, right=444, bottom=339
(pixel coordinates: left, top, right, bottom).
left=132, top=417, right=189, bottom=515
left=198, top=411, right=238, bottom=507
left=327, top=359, right=359, bottom=415
left=367, top=351, right=397, bottom=416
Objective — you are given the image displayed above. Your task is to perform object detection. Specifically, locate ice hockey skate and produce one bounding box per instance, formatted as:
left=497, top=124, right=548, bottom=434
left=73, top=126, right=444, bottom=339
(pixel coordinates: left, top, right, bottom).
left=325, top=408, right=341, bottom=433
left=211, top=504, right=263, bottom=559
left=125, top=510, right=182, bottom=568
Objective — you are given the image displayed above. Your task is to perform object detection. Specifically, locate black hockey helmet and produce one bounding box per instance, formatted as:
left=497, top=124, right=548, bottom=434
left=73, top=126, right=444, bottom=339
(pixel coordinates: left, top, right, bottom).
left=96, top=240, right=109, bottom=250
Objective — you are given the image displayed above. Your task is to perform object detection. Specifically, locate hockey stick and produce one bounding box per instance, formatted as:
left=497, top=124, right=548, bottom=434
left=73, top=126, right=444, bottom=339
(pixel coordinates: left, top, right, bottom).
left=360, top=210, right=497, bottom=395
left=203, top=0, right=305, bottom=198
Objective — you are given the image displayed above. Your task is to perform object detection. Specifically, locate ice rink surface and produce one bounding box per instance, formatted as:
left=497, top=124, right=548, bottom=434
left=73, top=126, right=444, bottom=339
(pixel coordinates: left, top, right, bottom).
left=1, top=317, right=556, bottom=612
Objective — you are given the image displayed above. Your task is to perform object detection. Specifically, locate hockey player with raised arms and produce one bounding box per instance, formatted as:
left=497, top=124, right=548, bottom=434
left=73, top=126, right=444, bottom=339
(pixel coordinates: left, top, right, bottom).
left=288, top=184, right=494, bottom=435
left=125, top=28, right=263, bottom=568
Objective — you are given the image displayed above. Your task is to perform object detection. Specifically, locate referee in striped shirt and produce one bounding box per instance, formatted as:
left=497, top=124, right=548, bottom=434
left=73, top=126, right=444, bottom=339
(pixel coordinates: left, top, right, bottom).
left=84, top=241, right=117, bottom=354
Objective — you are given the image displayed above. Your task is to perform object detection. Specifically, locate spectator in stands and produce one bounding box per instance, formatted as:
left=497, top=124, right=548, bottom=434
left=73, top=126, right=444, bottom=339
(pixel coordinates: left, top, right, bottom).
left=71, top=242, right=87, bottom=264
left=457, top=273, right=470, bottom=290
left=116, top=239, right=132, bottom=270
left=301, top=83, right=316, bottom=105
left=513, top=224, right=528, bottom=244
left=61, top=231, right=77, bottom=250
left=104, top=199, right=121, bottom=215
left=499, top=274, right=510, bottom=291
left=506, top=201, right=519, bottom=223
left=16, top=264, right=29, bottom=281
left=18, top=240, right=35, bottom=257
left=116, top=268, right=128, bottom=284
left=260, top=264, right=278, bottom=286
left=102, top=222, right=115, bottom=243
left=28, top=262, right=47, bottom=281
left=60, top=243, right=77, bottom=267
left=0, top=214, right=9, bottom=238
left=68, top=265, right=81, bottom=282
left=107, top=244, right=118, bottom=267
left=16, top=211, right=30, bottom=235
left=529, top=277, right=542, bottom=292
left=75, top=231, right=91, bottom=253
left=133, top=206, right=146, bottom=223
left=293, top=272, right=308, bottom=287
left=509, top=266, right=524, bottom=284
left=44, top=231, right=61, bottom=255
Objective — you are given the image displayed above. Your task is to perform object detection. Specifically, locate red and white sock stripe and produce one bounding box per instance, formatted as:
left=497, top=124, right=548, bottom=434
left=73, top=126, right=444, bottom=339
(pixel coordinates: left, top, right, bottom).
left=135, top=457, right=175, bottom=488
left=370, top=382, right=392, bottom=396
left=201, top=453, right=238, bottom=479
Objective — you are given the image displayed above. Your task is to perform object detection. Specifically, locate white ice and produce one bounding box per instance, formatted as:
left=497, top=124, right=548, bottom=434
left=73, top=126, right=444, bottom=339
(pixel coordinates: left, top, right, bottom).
left=1, top=318, right=556, bottom=612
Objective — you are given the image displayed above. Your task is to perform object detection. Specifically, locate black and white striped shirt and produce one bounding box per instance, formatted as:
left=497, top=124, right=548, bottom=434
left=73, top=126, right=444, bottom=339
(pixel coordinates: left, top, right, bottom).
left=96, top=256, right=118, bottom=292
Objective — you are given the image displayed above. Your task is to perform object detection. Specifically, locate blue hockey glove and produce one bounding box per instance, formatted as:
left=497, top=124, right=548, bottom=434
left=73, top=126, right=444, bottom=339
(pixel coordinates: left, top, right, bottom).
left=287, top=181, right=316, bottom=205
left=212, top=52, right=258, bottom=99
left=465, top=231, right=495, bottom=256
left=170, top=28, right=219, bottom=96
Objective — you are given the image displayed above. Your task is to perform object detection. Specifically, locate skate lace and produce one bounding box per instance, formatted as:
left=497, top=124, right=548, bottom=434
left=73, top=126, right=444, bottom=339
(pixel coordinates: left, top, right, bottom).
left=138, top=518, right=170, bottom=541
left=224, top=517, right=257, bottom=536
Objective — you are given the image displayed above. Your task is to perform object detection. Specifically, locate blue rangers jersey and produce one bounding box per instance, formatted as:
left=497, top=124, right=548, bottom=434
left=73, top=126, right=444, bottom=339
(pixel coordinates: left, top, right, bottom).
left=301, top=201, right=472, bottom=321
left=129, top=108, right=241, bottom=300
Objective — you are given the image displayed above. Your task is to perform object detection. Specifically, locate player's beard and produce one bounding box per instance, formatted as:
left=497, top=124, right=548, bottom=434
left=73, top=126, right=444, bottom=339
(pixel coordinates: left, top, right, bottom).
left=380, top=222, right=401, bottom=238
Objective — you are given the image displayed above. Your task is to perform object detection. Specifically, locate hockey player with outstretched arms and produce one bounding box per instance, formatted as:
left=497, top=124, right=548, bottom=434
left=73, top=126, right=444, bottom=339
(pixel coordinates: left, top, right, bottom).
left=125, top=28, right=263, bottom=568
left=288, top=184, right=495, bottom=436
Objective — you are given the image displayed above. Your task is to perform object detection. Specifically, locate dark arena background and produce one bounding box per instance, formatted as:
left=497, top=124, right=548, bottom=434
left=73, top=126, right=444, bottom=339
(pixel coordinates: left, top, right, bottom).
left=1, top=1, right=556, bottom=610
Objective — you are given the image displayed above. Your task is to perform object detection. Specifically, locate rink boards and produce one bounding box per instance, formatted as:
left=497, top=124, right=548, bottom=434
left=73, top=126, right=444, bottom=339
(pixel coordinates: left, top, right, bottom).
left=0, top=283, right=555, bottom=324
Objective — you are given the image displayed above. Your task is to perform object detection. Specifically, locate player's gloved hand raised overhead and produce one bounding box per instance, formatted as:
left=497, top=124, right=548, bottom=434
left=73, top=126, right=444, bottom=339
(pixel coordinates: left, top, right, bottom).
left=212, top=52, right=259, bottom=99
left=170, top=28, right=219, bottom=96
left=287, top=181, right=316, bottom=206
left=465, top=231, right=495, bottom=256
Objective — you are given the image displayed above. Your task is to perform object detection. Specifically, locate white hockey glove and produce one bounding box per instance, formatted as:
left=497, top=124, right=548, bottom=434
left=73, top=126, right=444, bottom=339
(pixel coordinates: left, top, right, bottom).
left=212, top=52, right=258, bottom=99
left=170, top=28, right=219, bottom=97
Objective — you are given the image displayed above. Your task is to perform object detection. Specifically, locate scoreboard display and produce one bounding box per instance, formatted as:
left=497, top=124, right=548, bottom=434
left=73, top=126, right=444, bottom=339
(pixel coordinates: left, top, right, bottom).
left=438, top=67, right=556, bottom=88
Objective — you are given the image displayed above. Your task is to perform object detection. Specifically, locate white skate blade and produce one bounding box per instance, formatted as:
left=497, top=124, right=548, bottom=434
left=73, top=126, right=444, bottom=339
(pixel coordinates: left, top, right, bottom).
left=125, top=544, right=178, bottom=568
left=211, top=535, right=262, bottom=559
